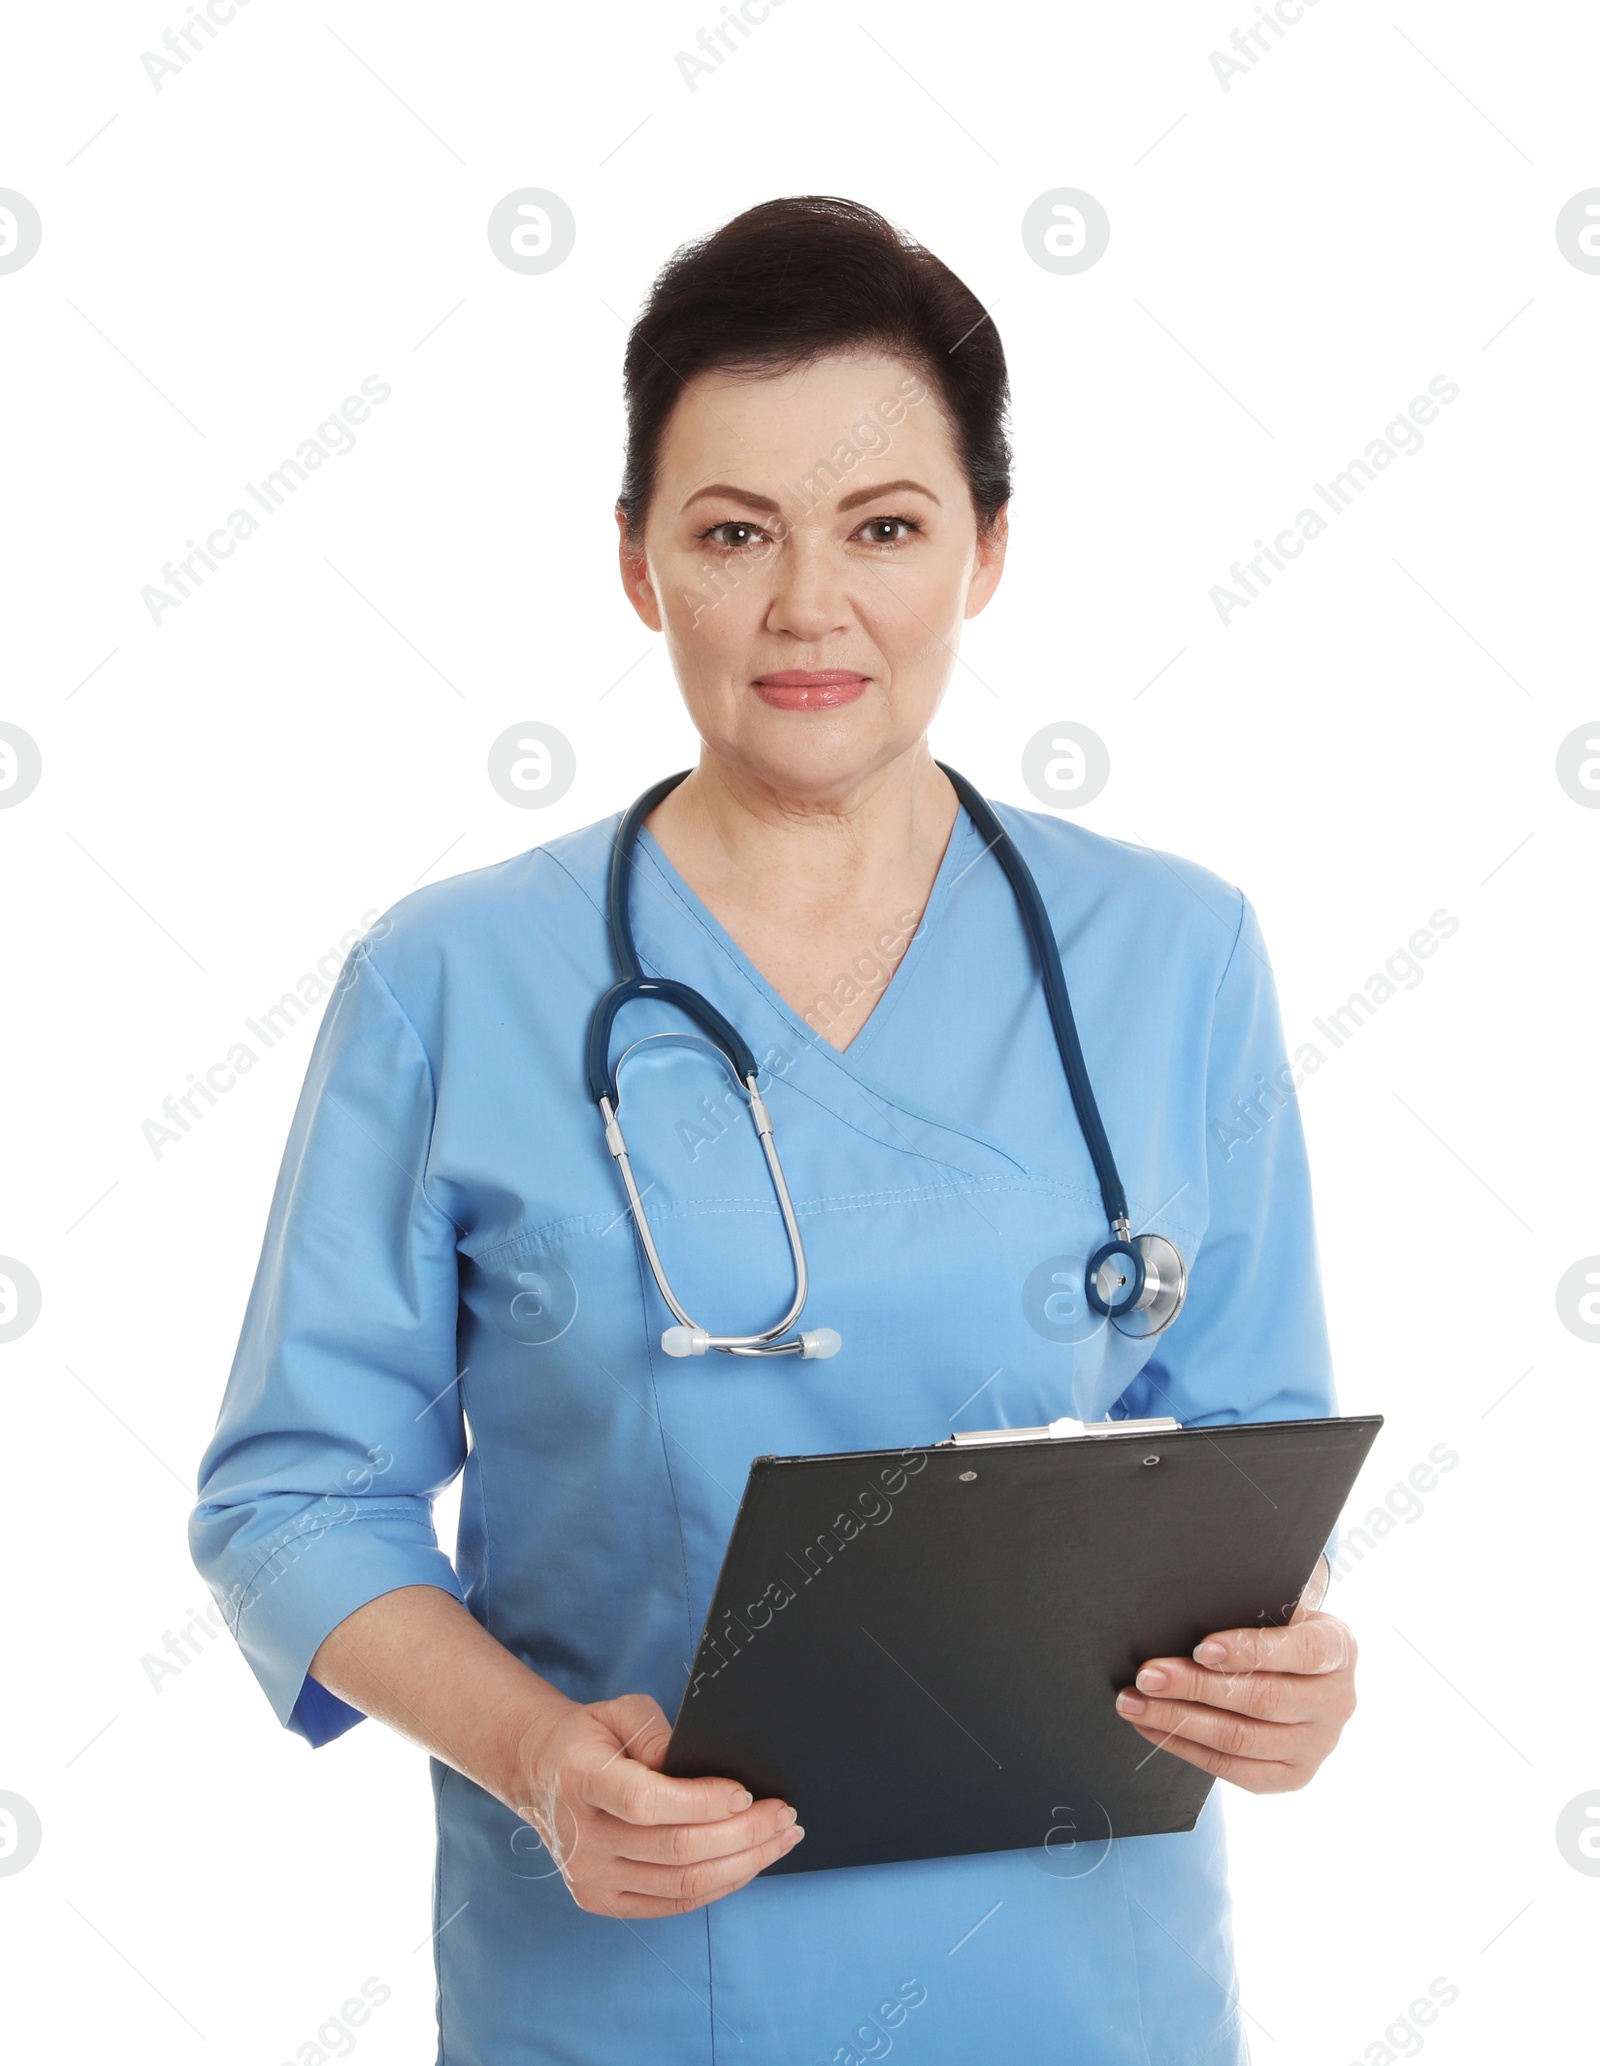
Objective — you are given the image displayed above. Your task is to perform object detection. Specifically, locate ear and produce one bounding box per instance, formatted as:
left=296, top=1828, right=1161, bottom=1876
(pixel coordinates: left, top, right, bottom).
left=964, top=502, right=1009, bottom=620
left=617, top=507, right=663, bottom=632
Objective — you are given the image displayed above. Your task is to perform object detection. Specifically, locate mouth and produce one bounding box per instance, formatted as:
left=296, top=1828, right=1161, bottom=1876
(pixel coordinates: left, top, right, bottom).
left=751, top=669, right=871, bottom=712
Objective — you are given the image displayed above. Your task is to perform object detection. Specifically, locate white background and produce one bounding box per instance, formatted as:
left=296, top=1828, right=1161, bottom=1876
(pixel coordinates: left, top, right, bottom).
left=2, top=1, right=1597, bottom=2059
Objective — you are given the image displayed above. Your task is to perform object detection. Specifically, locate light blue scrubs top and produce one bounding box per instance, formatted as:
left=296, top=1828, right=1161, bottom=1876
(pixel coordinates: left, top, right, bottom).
left=191, top=794, right=1336, bottom=2066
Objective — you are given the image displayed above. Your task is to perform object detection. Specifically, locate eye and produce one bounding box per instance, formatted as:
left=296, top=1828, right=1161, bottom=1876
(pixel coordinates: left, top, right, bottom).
left=699, top=520, right=771, bottom=553
left=854, top=515, right=920, bottom=547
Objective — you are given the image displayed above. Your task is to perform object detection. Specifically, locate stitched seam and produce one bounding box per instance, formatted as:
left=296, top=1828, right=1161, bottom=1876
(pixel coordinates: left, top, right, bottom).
left=821, top=808, right=974, bottom=1066
left=226, top=1501, right=432, bottom=1619
left=1186, top=2002, right=1247, bottom=2063
left=467, top=1177, right=1053, bottom=1266
left=1119, top=1849, right=1251, bottom=2066
left=633, top=1237, right=697, bottom=1676
left=772, top=1044, right=1032, bottom=1177
left=1113, top=1844, right=1157, bottom=2066
left=467, top=1208, right=640, bottom=1268
left=464, top=1393, right=491, bottom=1631
left=705, top=1902, right=718, bottom=2066
left=632, top=837, right=775, bottom=996
left=432, top=1765, right=448, bottom=2066
left=466, top=1171, right=1202, bottom=1269
left=1211, top=886, right=1250, bottom=1004
left=230, top=1512, right=425, bottom=1586
left=467, top=1179, right=1063, bottom=1265
left=534, top=839, right=616, bottom=932
left=358, top=953, right=459, bottom=1233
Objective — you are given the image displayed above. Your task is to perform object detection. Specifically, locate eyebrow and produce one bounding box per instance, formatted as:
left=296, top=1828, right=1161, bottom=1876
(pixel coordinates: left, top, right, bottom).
left=681, top=483, right=781, bottom=516
left=679, top=477, right=942, bottom=518
left=838, top=478, right=940, bottom=514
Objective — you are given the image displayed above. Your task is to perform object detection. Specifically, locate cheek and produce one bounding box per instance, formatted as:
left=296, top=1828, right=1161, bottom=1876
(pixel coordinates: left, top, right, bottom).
left=855, top=554, right=969, bottom=668
left=658, top=556, right=768, bottom=670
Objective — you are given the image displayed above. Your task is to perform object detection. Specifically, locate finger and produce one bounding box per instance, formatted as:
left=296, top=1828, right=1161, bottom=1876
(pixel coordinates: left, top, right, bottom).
left=1189, top=1612, right=1357, bottom=1677
left=613, top=1817, right=806, bottom=1905
left=1116, top=1691, right=1298, bottom=1767
left=576, top=1742, right=757, bottom=1827
left=1292, top=1554, right=1331, bottom=1618
left=588, top=1694, right=675, bottom=1772
left=1121, top=1659, right=1322, bottom=1724
left=1123, top=1719, right=1304, bottom=1795
left=609, top=1799, right=798, bottom=1868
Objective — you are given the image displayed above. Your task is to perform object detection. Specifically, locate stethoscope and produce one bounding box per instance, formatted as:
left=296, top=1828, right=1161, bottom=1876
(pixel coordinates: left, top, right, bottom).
left=587, top=766, right=1188, bottom=1360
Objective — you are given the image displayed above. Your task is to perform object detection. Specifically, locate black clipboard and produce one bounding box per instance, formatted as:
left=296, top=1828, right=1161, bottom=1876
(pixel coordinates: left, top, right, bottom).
left=662, top=1412, right=1382, bottom=1874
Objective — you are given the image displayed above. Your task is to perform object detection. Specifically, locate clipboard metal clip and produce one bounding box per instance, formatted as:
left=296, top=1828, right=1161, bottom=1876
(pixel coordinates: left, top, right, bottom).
left=945, top=1415, right=1180, bottom=1449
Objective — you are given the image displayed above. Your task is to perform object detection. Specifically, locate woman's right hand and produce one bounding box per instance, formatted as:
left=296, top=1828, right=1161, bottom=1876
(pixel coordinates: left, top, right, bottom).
left=309, top=1589, right=799, bottom=1919
left=507, top=1691, right=804, bottom=1918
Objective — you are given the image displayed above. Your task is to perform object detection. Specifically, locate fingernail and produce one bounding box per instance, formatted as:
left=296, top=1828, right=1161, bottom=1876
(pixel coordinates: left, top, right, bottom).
left=779, top=1806, right=798, bottom=1829
left=730, top=1788, right=753, bottom=1811
left=1194, top=1641, right=1227, bottom=1667
left=786, top=1824, right=805, bottom=1843
left=1116, top=1690, right=1147, bottom=1716
left=1136, top=1666, right=1167, bottom=1693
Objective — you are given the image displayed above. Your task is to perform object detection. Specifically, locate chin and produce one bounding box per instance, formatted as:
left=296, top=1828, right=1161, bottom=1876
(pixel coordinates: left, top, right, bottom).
left=727, top=718, right=914, bottom=800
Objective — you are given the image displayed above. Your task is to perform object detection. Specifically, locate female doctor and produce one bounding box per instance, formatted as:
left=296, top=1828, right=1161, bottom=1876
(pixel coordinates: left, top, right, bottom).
left=192, top=196, right=1357, bottom=2065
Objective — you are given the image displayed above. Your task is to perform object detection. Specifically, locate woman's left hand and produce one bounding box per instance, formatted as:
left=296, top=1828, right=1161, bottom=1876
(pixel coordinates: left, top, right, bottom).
left=1115, top=1577, right=1357, bottom=1794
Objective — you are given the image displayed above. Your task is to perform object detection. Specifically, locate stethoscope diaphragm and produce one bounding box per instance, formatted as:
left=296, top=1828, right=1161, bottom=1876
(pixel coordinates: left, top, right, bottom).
left=1085, top=1232, right=1188, bottom=1339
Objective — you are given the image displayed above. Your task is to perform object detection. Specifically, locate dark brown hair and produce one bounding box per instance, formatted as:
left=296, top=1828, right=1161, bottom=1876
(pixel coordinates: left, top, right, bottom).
left=618, top=195, right=1011, bottom=536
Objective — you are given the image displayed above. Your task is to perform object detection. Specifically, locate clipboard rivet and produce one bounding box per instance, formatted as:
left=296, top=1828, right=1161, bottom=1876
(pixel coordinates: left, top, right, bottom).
left=958, top=1470, right=977, bottom=1482
left=1143, top=1455, right=1161, bottom=1466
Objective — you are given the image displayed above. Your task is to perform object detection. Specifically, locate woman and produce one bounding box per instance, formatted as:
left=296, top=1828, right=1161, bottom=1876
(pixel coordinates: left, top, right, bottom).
left=192, top=196, right=1356, bottom=2065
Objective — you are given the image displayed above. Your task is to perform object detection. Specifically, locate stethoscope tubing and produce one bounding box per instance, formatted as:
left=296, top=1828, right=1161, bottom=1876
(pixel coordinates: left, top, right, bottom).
left=587, top=766, right=1183, bottom=1354
left=934, top=764, right=1131, bottom=1239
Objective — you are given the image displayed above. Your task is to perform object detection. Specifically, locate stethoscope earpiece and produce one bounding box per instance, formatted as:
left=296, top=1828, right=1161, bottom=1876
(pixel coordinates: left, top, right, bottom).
left=660, top=1323, right=840, bottom=1360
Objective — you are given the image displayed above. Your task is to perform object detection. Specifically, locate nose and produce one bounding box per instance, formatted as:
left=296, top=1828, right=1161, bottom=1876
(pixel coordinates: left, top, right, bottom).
left=763, top=530, right=853, bottom=645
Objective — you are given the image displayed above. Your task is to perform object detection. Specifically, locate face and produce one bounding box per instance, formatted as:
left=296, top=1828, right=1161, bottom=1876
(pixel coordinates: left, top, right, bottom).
left=618, top=351, right=1006, bottom=802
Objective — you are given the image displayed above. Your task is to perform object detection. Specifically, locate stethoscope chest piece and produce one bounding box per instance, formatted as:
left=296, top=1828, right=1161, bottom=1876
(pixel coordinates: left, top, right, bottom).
left=1086, top=1232, right=1188, bottom=1339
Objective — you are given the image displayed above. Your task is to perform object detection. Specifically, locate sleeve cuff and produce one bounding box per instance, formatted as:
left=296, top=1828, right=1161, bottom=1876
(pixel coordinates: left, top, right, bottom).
left=222, top=1505, right=465, bottom=1748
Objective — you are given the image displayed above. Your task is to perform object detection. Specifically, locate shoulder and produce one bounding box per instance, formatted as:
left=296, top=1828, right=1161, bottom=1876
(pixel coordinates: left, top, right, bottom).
left=347, top=811, right=622, bottom=1004
left=981, top=797, right=1252, bottom=991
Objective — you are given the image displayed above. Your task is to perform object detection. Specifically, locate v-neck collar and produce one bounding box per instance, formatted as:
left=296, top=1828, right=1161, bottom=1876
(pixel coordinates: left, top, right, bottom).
left=618, top=804, right=1034, bottom=1185
left=632, top=804, right=976, bottom=1072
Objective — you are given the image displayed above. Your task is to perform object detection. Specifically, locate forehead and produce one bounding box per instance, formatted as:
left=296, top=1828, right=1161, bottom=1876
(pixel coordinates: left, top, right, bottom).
left=652, top=349, right=959, bottom=500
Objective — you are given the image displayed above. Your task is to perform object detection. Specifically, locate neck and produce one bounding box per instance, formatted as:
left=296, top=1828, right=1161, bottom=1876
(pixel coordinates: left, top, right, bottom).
left=646, top=745, right=958, bottom=913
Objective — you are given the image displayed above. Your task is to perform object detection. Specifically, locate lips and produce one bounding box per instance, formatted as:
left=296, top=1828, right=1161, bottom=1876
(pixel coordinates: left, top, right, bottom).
left=752, top=670, right=870, bottom=711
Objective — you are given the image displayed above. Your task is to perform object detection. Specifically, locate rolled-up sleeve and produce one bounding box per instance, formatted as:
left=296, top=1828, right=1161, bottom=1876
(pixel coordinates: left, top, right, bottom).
left=1119, top=891, right=1338, bottom=1435
left=190, top=931, right=467, bottom=1747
